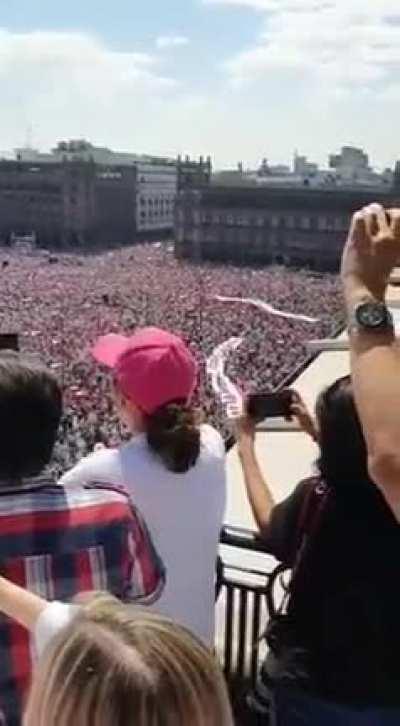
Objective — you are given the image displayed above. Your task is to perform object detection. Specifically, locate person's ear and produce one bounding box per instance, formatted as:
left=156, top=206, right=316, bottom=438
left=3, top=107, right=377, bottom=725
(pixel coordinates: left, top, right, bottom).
left=121, top=395, right=145, bottom=432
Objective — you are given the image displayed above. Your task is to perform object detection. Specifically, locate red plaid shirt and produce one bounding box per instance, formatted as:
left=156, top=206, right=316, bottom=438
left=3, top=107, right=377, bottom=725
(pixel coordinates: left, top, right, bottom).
left=0, top=476, right=165, bottom=725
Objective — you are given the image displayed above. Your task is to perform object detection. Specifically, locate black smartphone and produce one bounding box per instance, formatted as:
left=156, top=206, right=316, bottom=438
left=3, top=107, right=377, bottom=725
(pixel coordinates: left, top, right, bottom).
left=0, top=333, right=19, bottom=352
left=246, top=389, right=294, bottom=422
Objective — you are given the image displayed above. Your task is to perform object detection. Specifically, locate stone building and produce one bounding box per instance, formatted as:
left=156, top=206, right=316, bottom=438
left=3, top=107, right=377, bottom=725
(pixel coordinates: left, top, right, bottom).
left=175, top=186, right=399, bottom=271
left=177, top=155, right=212, bottom=190
left=0, top=159, right=136, bottom=247
left=136, top=161, right=177, bottom=237
left=0, top=143, right=212, bottom=248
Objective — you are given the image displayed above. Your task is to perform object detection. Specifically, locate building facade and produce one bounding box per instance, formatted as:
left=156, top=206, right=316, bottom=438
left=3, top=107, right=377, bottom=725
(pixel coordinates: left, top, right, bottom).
left=136, top=162, right=177, bottom=235
left=175, top=186, right=399, bottom=271
left=0, top=159, right=136, bottom=247
left=0, top=143, right=212, bottom=247
left=177, top=155, right=212, bottom=190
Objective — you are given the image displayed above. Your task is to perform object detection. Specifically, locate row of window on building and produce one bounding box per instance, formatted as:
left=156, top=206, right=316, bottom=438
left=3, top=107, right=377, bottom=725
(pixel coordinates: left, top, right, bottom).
left=180, top=225, right=345, bottom=250
left=140, top=210, right=174, bottom=221
left=139, top=195, right=175, bottom=208
left=182, top=210, right=350, bottom=232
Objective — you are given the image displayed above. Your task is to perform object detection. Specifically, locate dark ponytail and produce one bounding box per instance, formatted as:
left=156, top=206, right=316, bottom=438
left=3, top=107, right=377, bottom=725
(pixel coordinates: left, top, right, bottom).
left=146, top=401, right=201, bottom=473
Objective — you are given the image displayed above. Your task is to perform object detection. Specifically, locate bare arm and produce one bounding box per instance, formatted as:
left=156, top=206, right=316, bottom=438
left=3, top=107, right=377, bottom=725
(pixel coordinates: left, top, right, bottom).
left=342, top=206, right=400, bottom=520
left=345, top=285, right=400, bottom=518
left=0, top=576, right=47, bottom=631
left=235, top=417, right=275, bottom=530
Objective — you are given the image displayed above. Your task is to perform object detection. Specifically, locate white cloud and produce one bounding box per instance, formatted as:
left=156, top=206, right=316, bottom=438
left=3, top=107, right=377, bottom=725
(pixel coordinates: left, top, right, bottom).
left=0, top=19, right=399, bottom=171
left=0, top=28, right=174, bottom=90
left=208, top=1, right=400, bottom=89
left=155, top=35, right=189, bottom=49
left=204, top=0, right=336, bottom=11
left=0, top=28, right=194, bottom=154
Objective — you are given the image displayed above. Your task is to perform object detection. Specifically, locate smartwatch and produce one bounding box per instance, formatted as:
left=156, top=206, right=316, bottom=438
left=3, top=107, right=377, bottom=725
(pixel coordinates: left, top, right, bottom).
left=349, top=299, right=394, bottom=334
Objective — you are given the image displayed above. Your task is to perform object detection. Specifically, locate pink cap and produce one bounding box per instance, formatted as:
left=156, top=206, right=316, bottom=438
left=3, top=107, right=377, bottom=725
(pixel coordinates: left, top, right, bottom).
left=91, top=327, right=198, bottom=415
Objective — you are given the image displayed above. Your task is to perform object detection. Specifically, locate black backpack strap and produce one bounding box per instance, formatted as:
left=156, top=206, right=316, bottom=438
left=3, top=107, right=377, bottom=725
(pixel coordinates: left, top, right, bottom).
left=265, top=477, right=331, bottom=622
left=290, top=477, right=331, bottom=596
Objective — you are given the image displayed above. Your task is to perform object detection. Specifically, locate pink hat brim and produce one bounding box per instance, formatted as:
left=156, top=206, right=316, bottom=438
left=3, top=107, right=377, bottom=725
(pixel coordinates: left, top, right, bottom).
left=91, top=334, right=130, bottom=368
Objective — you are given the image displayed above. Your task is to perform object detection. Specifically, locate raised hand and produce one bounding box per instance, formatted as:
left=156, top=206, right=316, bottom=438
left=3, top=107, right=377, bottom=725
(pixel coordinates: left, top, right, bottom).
left=341, top=204, right=400, bottom=301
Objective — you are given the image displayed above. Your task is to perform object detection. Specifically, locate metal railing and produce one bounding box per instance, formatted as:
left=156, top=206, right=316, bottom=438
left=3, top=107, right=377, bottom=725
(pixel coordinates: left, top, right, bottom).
left=217, top=526, right=273, bottom=686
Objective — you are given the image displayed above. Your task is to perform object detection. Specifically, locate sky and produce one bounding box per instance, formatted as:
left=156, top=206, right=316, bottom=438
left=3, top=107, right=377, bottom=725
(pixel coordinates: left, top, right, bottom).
left=0, top=0, right=399, bottom=169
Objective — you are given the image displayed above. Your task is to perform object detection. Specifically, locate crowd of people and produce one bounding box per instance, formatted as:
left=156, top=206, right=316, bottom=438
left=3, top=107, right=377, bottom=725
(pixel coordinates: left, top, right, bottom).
left=0, top=205, right=398, bottom=725
left=0, top=244, right=344, bottom=471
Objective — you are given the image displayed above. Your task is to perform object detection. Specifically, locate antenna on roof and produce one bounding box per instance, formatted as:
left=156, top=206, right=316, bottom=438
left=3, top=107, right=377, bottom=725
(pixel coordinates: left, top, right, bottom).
left=25, top=123, right=34, bottom=149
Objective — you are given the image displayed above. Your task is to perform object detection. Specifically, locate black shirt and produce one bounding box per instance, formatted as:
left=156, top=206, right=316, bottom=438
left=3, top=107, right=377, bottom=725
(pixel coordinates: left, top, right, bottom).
left=260, top=478, right=400, bottom=707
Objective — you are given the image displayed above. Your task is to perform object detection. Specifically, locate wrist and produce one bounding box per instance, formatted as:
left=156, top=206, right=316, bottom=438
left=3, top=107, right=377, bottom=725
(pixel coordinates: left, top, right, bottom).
left=304, top=419, right=318, bottom=441
left=342, top=275, right=386, bottom=306
left=237, top=438, right=256, bottom=457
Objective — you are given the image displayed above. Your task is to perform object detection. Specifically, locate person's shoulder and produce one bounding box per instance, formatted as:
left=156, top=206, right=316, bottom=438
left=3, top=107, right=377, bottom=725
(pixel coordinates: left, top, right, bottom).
left=59, top=446, right=122, bottom=487
left=200, top=424, right=225, bottom=459
left=82, top=446, right=120, bottom=467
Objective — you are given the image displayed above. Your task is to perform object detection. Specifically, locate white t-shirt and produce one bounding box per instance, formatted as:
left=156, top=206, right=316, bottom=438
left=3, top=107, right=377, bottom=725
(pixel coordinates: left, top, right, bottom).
left=35, top=601, right=78, bottom=657
left=59, top=425, right=226, bottom=644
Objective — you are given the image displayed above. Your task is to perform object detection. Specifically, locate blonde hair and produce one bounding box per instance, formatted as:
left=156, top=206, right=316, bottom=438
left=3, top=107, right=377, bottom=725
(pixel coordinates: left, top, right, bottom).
left=24, top=594, right=233, bottom=726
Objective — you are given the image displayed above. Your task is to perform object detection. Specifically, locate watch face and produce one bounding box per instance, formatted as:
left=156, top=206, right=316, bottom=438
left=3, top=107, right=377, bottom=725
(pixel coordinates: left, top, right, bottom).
left=356, top=302, right=388, bottom=329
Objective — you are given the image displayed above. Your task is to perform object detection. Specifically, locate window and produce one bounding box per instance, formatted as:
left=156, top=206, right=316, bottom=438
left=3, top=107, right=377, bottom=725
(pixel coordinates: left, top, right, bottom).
left=300, top=216, right=311, bottom=230
left=271, top=215, right=280, bottom=228
left=286, top=215, right=295, bottom=229
left=317, top=216, right=328, bottom=231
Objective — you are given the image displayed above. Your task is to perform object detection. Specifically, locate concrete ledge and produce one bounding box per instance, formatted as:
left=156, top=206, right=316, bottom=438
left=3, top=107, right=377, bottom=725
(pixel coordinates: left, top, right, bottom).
left=257, top=419, right=302, bottom=433
left=307, top=339, right=349, bottom=353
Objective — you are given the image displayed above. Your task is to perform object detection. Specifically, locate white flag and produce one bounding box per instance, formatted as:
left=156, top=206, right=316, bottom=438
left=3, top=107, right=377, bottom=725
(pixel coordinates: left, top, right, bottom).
left=215, top=295, right=319, bottom=324
left=207, top=337, right=244, bottom=419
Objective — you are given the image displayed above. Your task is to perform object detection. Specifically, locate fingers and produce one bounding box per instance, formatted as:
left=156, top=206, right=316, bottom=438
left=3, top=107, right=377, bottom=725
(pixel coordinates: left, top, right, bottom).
left=349, top=210, right=367, bottom=249
left=362, top=203, right=390, bottom=242
left=388, top=208, right=400, bottom=239
left=290, top=390, right=301, bottom=404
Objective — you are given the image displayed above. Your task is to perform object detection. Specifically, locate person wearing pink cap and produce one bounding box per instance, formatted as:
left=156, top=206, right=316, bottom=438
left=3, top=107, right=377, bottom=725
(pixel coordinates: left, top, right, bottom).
left=60, top=327, right=226, bottom=645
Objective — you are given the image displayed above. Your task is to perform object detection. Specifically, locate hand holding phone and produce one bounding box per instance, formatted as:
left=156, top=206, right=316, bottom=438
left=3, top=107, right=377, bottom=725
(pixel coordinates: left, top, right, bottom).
left=246, top=389, right=294, bottom=423
left=290, top=391, right=319, bottom=442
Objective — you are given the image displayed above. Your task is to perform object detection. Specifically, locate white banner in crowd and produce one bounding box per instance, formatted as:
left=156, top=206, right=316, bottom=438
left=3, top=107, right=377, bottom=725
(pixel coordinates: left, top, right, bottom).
left=215, top=295, right=319, bottom=324
left=208, top=296, right=320, bottom=417
left=206, top=337, right=244, bottom=419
